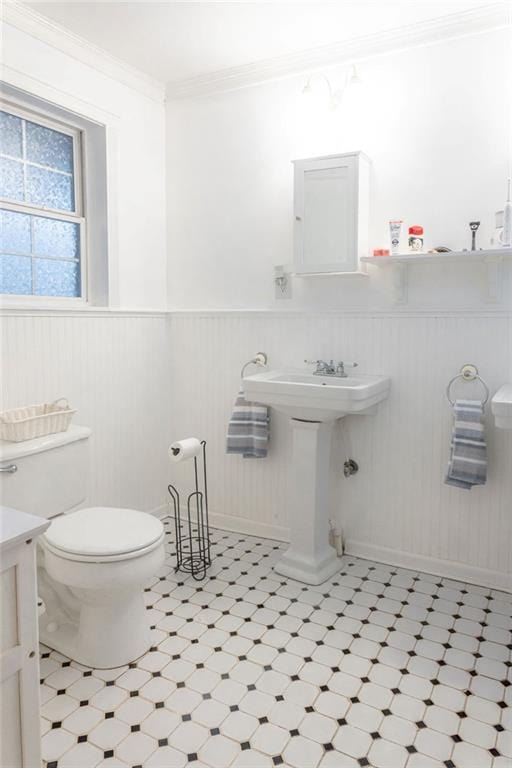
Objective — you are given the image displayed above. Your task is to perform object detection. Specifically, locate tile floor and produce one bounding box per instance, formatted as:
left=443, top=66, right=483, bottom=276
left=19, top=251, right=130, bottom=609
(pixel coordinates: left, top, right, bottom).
left=40, top=518, right=512, bottom=768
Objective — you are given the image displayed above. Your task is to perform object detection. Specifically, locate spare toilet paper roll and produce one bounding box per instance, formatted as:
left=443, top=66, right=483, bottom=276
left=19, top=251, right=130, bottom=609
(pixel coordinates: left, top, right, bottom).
left=168, top=438, right=202, bottom=463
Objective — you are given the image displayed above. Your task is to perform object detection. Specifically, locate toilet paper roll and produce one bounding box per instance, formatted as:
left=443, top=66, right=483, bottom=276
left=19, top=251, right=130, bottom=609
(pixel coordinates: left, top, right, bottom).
left=168, top=438, right=202, bottom=463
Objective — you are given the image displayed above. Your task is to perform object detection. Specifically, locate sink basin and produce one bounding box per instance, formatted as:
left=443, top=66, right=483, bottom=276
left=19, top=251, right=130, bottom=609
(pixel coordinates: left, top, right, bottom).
left=492, top=384, right=512, bottom=429
left=243, top=369, right=391, bottom=421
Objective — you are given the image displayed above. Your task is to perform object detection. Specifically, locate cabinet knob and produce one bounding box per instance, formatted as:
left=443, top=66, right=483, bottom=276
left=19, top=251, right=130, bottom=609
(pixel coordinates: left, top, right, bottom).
left=295, top=215, right=302, bottom=221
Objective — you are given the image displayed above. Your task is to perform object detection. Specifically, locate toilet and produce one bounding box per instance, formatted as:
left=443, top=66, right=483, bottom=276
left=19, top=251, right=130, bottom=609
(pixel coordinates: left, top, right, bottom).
left=0, top=425, right=166, bottom=669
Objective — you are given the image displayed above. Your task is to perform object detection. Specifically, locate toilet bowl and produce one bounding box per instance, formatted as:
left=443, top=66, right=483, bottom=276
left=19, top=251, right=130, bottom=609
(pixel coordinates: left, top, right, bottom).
left=38, top=507, right=166, bottom=668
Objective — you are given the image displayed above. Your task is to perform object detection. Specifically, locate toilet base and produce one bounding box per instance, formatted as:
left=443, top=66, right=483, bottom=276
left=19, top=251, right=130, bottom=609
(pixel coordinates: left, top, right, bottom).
left=39, top=589, right=151, bottom=669
left=38, top=536, right=165, bottom=669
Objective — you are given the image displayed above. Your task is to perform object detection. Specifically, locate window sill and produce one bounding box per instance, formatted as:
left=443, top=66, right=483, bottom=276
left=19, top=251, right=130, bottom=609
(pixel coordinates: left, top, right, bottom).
left=0, top=300, right=168, bottom=318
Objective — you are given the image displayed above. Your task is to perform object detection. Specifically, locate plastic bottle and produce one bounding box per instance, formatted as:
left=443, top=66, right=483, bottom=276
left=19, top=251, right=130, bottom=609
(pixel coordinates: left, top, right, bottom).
left=408, top=225, right=424, bottom=252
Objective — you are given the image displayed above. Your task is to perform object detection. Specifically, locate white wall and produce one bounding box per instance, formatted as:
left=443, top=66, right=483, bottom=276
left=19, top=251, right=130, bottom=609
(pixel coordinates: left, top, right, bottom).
left=167, top=28, right=512, bottom=310
left=166, top=28, right=512, bottom=590
left=1, top=9, right=171, bottom=517
left=169, top=312, right=512, bottom=591
left=1, top=312, right=172, bottom=514
left=2, top=6, right=167, bottom=310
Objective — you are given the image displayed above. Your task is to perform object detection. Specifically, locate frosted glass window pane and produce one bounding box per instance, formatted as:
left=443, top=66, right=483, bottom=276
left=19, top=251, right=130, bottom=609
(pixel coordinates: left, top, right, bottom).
left=32, top=217, right=79, bottom=259
left=25, top=121, right=73, bottom=173
left=0, top=111, right=23, bottom=158
left=34, top=257, right=80, bottom=297
left=26, top=166, right=74, bottom=211
left=0, top=157, right=24, bottom=201
left=0, top=254, right=32, bottom=294
left=0, top=210, right=31, bottom=255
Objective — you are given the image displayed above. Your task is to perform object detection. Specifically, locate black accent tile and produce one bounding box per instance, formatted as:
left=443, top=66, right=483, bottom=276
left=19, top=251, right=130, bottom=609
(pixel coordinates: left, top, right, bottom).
left=104, top=751, right=114, bottom=759
left=77, top=735, right=87, bottom=743
left=158, top=738, right=169, bottom=747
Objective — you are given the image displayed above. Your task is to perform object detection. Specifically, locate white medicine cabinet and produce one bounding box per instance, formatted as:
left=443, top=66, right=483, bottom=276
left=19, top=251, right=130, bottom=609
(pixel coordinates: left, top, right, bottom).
left=293, top=151, right=370, bottom=275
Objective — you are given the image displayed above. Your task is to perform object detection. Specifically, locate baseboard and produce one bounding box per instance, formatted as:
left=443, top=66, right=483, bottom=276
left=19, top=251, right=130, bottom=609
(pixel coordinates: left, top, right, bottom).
left=207, top=512, right=289, bottom=543
left=147, top=504, right=510, bottom=593
left=345, top=539, right=512, bottom=594
left=148, top=503, right=170, bottom=520
left=150, top=503, right=289, bottom=543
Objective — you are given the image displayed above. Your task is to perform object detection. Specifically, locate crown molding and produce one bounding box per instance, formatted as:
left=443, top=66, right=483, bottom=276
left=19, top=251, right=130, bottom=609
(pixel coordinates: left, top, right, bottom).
left=166, top=3, right=510, bottom=100
left=2, top=1, right=166, bottom=103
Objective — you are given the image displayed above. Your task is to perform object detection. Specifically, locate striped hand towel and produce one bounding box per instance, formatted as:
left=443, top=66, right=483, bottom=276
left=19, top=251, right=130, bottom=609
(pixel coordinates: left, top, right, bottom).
left=226, top=388, right=269, bottom=459
left=445, top=399, right=487, bottom=490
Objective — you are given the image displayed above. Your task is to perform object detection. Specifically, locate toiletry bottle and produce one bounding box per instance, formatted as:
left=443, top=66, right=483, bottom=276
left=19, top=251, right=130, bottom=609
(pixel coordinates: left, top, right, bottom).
left=408, top=225, right=424, bottom=252
left=503, top=178, right=512, bottom=247
left=389, top=220, right=403, bottom=255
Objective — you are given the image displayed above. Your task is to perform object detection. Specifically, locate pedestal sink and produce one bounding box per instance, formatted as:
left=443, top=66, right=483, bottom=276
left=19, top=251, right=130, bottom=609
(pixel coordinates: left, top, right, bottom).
left=243, top=369, right=391, bottom=585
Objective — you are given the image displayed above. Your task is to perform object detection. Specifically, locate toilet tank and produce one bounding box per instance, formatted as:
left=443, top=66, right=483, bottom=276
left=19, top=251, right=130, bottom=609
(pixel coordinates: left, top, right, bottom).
left=0, top=426, right=91, bottom=518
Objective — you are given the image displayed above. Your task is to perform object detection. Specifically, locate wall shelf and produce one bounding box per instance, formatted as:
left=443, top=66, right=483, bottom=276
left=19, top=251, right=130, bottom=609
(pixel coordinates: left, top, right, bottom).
left=360, top=248, right=512, bottom=304
left=293, top=270, right=370, bottom=278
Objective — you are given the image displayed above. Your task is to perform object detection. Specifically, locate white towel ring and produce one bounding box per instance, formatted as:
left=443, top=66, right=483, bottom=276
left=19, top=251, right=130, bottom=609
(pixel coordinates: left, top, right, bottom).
left=240, top=352, right=268, bottom=379
left=446, top=364, right=489, bottom=407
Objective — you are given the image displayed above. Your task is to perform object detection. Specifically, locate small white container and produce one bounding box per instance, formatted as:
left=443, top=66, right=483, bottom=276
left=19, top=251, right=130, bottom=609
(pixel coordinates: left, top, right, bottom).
left=0, top=399, right=76, bottom=442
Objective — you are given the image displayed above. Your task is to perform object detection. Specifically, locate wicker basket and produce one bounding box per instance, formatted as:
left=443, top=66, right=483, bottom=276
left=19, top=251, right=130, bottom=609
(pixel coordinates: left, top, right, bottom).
left=0, top=399, right=76, bottom=442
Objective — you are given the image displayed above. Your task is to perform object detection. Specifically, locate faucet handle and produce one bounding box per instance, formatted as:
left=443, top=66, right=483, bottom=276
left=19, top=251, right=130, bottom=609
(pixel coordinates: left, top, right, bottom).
left=304, top=359, right=327, bottom=373
left=336, top=360, right=359, bottom=376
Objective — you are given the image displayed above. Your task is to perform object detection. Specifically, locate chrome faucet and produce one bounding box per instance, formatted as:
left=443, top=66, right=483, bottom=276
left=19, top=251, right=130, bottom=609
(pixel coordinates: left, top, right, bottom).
left=304, top=359, right=358, bottom=378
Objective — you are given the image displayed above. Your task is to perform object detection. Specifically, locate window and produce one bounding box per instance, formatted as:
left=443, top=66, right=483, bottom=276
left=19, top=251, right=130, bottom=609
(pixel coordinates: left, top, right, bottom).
left=0, top=102, right=85, bottom=299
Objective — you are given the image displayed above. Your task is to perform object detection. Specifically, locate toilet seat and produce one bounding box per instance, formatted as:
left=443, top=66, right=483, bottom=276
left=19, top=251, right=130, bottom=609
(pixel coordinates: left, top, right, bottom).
left=42, top=507, right=165, bottom=562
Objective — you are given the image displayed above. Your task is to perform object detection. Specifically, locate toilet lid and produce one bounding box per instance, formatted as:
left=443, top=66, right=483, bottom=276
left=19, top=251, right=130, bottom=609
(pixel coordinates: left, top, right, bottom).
left=44, top=507, right=164, bottom=557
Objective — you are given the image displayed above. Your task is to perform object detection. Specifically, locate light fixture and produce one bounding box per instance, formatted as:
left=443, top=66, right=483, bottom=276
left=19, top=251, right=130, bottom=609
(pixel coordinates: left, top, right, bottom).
left=302, top=65, right=362, bottom=110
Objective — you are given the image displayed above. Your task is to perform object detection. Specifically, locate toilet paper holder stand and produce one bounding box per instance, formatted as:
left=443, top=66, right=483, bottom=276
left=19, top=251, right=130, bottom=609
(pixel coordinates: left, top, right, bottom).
left=168, top=440, right=211, bottom=581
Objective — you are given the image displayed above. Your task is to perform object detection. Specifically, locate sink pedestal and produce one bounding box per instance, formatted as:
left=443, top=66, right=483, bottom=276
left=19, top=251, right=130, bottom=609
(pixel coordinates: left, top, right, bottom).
left=274, top=418, right=339, bottom=585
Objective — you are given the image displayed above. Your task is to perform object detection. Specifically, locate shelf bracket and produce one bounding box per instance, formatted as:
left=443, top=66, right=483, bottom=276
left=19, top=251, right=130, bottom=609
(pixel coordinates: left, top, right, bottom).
left=484, top=253, right=503, bottom=303
left=391, top=263, right=408, bottom=304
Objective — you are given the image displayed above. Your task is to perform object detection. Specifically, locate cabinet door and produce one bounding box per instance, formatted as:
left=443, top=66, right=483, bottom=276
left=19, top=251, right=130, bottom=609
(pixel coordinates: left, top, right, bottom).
left=293, top=154, right=358, bottom=274
left=0, top=544, right=41, bottom=768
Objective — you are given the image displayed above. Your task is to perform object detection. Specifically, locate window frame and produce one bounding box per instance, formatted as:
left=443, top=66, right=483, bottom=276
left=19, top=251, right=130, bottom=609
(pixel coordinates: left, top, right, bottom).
left=0, top=98, right=88, bottom=305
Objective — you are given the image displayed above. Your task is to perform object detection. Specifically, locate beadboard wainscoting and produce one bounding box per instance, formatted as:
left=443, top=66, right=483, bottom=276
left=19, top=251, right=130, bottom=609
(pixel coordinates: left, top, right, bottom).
left=1, top=312, right=172, bottom=515
left=169, top=312, right=512, bottom=591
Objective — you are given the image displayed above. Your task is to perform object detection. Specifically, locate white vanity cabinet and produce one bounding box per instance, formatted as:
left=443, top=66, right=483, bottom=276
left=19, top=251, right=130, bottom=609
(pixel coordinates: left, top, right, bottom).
left=1, top=507, right=49, bottom=768
left=293, top=152, right=370, bottom=275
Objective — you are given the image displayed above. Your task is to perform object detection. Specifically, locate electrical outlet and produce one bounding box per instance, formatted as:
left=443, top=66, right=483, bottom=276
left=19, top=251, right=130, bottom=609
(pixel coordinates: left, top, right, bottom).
left=274, top=265, right=292, bottom=300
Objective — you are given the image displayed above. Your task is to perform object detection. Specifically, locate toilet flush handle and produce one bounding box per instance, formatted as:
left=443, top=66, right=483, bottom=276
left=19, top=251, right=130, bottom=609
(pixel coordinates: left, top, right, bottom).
left=0, top=464, right=17, bottom=473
